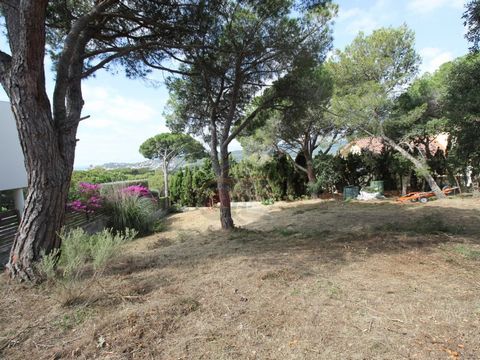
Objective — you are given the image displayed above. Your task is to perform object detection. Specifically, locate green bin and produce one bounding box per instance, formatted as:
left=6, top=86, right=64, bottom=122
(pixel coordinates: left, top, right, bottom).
left=343, top=186, right=360, bottom=200
left=370, top=180, right=384, bottom=195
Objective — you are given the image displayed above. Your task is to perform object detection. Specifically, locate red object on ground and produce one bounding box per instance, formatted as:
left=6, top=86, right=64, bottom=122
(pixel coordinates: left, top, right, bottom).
left=397, top=187, right=458, bottom=203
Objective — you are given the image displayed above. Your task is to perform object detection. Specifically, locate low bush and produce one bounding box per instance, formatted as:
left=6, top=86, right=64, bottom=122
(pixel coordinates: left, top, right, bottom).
left=37, top=227, right=137, bottom=283
left=103, top=187, right=157, bottom=235
left=153, top=220, right=167, bottom=233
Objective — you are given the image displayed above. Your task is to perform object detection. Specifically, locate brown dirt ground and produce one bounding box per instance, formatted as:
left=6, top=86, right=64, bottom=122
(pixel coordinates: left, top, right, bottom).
left=1, top=197, right=480, bottom=359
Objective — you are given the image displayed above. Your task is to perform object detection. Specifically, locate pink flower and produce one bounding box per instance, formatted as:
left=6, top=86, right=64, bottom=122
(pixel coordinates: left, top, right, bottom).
left=79, top=182, right=102, bottom=193
left=122, top=185, right=151, bottom=197
left=68, top=182, right=103, bottom=214
left=68, top=200, right=87, bottom=212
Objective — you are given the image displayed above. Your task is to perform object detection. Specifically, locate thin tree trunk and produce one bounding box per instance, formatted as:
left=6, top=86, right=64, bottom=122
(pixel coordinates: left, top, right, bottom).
left=305, top=155, right=318, bottom=199
left=401, top=173, right=409, bottom=195
left=217, top=174, right=234, bottom=230
left=208, top=118, right=235, bottom=230
left=162, top=157, right=170, bottom=208
left=382, top=136, right=446, bottom=199
left=454, top=175, right=462, bottom=194
left=217, top=144, right=234, bottom=230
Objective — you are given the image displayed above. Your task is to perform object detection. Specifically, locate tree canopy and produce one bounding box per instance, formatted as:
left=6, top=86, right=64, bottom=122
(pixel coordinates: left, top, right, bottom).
left=444, top=54, right=480, bottom=175
left=328, top=25, right=448, bottom=197
left=139, top=133, right=206, bottom=167
left=139, top=132, right=206, bottom=201
left=240, top=55, right=337, bottom=196
left=464, top=0, right=480, bottom=53
left=164, top=0, right=336, bottom=228
left=329, top=25, right=420, bottom=133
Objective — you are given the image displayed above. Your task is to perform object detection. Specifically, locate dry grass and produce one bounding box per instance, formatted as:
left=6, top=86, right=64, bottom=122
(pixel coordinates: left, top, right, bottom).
left=1, top=197, right=480, bottom=359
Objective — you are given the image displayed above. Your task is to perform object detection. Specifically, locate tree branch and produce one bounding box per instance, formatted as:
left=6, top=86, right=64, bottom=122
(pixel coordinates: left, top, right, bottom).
left=293, top=161, right=308, bottom=174
left=139, top=53, right=196, bottom=76
left=81, top=48, right=134, bottom=78
left=53, top=0, right=117, bottom=123
left=274, top=146, right=308, bottom=174
left=223, top=96, right=275, bottom=146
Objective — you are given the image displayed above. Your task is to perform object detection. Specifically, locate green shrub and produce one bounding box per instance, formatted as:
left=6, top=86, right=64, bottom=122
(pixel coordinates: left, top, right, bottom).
left=261, top=198, right=275, bottom=205
left=103, top=190, right=157, bottom=235
left=37, top=227, right=137, bottom=283
left=89, top=228, right=136, bottom=272
left=153, top=220, right=167, bottom=233
left=312, top=154, right=342, bottom=194
left=169, top=159, right=216, bottom=207
left=58, top=228, right=92, bottom=280
left=37, top=249, right=60, bottom=282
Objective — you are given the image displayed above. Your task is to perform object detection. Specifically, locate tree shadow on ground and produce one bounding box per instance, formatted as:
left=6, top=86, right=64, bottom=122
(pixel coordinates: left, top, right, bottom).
left=107, top=199, right=480, bottom=282
left=2, top=199, right=480, bottom=360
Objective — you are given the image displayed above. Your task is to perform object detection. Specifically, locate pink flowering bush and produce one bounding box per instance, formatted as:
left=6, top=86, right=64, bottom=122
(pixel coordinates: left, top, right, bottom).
left=103, top=185, right=157, bottom=235
left=68, top=182, right=102, bottom=214
left=122, top=185, right=152, bottom=198
left=68, top=181, right=159, bottom=234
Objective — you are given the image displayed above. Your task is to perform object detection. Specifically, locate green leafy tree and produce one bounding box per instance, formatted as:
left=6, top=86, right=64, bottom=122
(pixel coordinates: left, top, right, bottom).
left=464, top=0, right=480, bottom=53
left=139, top=133, right=206, bottom=204
left=230, top=153, right=306, bottom=201
left=168, top=160, right=216, bottom=207
left=444, top=54, right=480, bottom=184
left=181, top=167, right=195, bottom=206
left=241, top=58, right=338, bottom=198
left=330, top=26, right=446, bottom=198
left=165, top=0, right=336, bottom=229
left=312, top=154, right=342, bottom=194
left=169, top=170, right=184, bottom=204
left=192, top=164, right=216, bottom=207
left=389, top=68, right=450, bottom=174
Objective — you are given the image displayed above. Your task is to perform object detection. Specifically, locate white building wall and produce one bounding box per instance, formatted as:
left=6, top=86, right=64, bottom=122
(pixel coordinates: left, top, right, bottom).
left=0, top=101, right=27, bottom=192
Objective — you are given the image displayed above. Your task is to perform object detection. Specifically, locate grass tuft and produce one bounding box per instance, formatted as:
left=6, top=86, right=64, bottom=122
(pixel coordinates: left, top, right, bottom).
left=168, top=297, right=201, bottom=316
left=454, top=244, right=480, bottom=260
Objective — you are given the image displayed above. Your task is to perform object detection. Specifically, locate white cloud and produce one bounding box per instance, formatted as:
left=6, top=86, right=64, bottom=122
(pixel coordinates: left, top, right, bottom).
left=336, top=0, right=390, bottom=35
left=419, top=47, right=454, bottom=73
left=337, top=7, right=378, bottom=35
left=75, top=84, right=168, bottom=167
left=407, top=0, right=465, bottom=14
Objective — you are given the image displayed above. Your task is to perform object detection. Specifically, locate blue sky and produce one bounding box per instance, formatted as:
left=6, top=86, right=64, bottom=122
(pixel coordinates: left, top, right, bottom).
left=0, top=0, right=471, bottom=168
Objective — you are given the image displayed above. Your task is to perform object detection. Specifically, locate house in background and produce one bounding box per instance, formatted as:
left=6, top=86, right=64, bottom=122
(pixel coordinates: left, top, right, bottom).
left=0, top=101, right=27, bottom=217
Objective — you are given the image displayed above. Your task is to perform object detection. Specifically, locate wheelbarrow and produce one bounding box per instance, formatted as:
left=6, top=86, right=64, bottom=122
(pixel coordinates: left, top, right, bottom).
left=397, top=186, right=458, bottom=203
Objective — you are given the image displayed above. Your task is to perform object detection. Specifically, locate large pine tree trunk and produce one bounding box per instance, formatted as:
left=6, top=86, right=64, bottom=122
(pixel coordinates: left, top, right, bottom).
left=1, top=1, right=82, bottom=280
left=382, top=136, right=446, bottom=199
left=6, top=79, right=79, bottom=281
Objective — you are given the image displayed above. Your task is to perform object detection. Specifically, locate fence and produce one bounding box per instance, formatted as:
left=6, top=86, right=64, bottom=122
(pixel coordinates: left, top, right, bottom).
left=0, top=210, right=107, bottom=268
left=0, top=210, right=20, bottom=266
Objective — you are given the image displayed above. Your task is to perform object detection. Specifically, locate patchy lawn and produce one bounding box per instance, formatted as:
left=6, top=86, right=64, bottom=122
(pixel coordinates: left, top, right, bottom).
left=1, top=198, right=480, bottom=359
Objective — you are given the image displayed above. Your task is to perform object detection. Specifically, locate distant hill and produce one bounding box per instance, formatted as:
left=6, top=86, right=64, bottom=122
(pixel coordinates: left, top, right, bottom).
left=80, top=150, right=244, bottom=171
left=97, top=159, right=162, bottom=170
